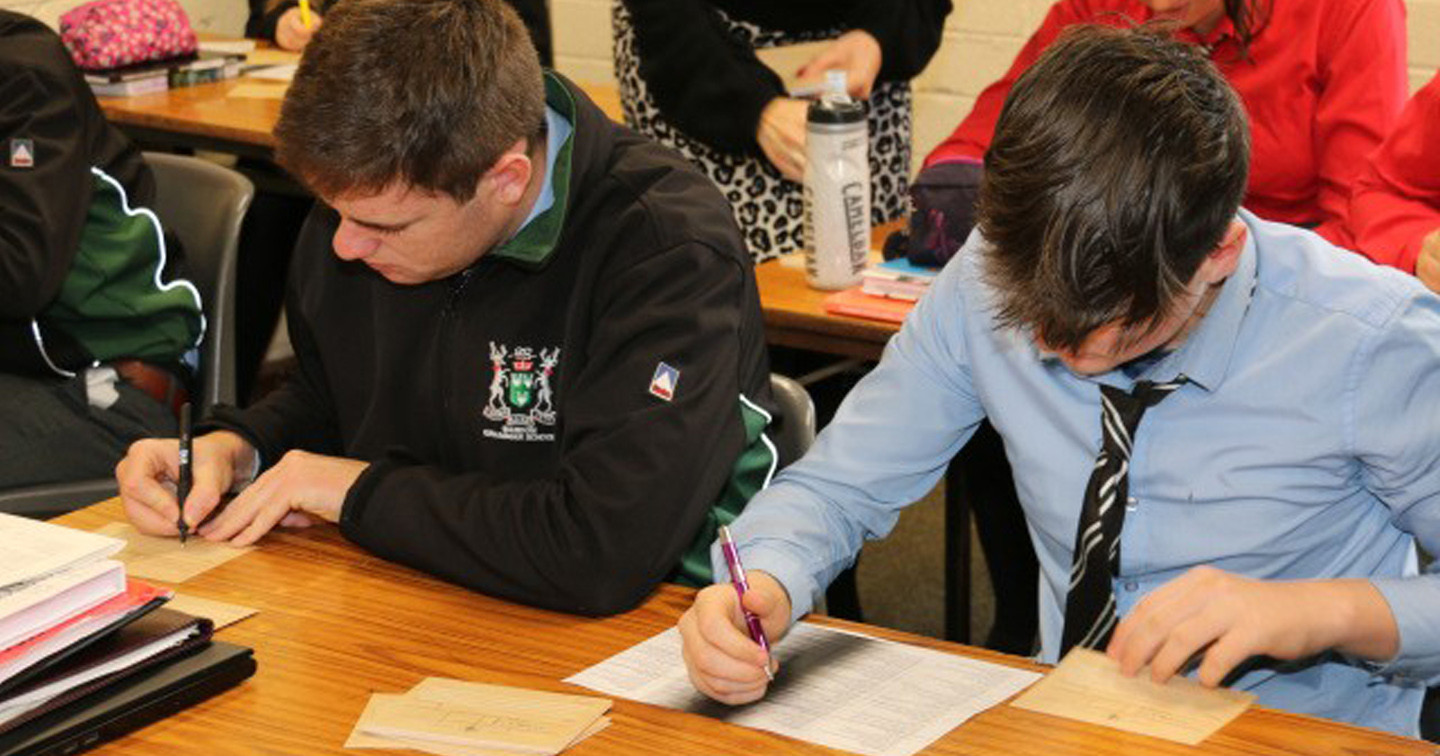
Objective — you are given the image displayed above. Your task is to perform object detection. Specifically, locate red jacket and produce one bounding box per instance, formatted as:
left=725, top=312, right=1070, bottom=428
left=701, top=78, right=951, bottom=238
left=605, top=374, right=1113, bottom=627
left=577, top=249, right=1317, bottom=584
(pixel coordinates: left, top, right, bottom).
left=923, top=0, right=1408, bottom=247
left=1345, top=71, right=1440, bottom=273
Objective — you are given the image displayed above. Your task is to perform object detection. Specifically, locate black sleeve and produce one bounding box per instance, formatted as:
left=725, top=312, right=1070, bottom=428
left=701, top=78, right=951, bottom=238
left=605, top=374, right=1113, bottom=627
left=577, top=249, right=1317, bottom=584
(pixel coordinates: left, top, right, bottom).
left=244, top=0, right=267, bottom=38
left=339, top=243, right=755, bottom=616
left=201, top=214, right=342, bottom=463
left=622, top=0, right=785, bottom=155
left=0, top=66, right=92, bottom=319
left=847, top=0, right=952, bottom=82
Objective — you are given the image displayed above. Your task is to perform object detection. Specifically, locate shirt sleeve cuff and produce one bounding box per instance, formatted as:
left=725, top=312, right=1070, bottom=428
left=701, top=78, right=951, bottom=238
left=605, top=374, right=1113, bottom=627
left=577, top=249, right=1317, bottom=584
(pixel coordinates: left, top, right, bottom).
left=710, top=540, right=821, bottom=628
left=1366, top=575, right=1440, bottom=685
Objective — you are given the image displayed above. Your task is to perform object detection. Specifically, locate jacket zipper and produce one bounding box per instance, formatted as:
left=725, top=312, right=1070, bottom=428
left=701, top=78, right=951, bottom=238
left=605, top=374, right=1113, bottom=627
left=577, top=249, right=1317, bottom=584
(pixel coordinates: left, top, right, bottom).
left=439, top=267, right=477, bottom=469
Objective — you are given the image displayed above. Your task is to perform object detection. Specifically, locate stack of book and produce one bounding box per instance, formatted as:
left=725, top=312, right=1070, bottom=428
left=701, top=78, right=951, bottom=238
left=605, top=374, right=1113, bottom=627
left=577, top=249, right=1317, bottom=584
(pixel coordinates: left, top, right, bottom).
left=84, top=51, right=245, bottom=98
left=823, top=258, right=941, bottom=324
left=0, top=514, right=241, bottom=753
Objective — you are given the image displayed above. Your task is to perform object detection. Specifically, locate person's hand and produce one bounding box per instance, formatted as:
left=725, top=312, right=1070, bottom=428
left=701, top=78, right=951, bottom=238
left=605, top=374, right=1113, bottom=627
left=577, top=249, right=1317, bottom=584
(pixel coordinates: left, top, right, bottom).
left=117, top=430, right=256, bottom=537
left=679, top=571, right=792, bottom=704
left=274, top=6, right=322, bottom=52
left=1416, top=228, right=1440, bottom=294
left=1107, top=566, right=1399, bottom=687
left=197, top=450, right=367, bottom=546
left=796, top=30, right=883, bottom=100
left=757, top=97, right=808, bottom=182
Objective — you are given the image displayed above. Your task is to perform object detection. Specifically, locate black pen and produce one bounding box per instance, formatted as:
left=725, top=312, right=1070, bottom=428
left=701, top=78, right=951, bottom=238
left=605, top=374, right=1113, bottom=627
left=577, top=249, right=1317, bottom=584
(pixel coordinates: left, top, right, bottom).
left=176, top=402, right=192, bottom=546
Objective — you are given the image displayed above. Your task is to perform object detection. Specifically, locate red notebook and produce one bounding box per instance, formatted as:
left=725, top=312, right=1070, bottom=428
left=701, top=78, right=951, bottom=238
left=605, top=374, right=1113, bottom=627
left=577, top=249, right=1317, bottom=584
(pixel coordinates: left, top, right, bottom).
left=822, top=287, right=915, bottom=324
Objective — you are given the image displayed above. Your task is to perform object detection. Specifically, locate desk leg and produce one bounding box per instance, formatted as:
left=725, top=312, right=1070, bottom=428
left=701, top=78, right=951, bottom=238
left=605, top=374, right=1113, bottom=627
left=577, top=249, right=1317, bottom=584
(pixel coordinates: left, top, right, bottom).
left=944, top=456, right=971, bottom=644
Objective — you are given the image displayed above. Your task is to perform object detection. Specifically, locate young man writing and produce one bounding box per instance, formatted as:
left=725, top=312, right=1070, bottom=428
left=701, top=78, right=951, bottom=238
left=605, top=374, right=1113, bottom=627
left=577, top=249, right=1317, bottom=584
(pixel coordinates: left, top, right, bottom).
left=117, top=0, right=775, bottom=616
left=680, top=26, right=1440, bottom=737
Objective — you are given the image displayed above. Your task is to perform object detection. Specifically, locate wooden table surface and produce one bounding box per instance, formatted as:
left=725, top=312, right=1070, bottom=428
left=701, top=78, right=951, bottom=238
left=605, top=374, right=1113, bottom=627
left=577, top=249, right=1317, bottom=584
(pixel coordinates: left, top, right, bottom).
left=753, top=225, right=904, bottom=361
left=50, top=501, right=1436, bottom=756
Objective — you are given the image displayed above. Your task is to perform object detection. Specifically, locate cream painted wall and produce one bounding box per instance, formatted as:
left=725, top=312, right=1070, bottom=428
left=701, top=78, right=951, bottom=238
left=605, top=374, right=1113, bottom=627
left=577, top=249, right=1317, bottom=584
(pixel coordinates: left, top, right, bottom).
left=5, top=0, right=1434, bottom=166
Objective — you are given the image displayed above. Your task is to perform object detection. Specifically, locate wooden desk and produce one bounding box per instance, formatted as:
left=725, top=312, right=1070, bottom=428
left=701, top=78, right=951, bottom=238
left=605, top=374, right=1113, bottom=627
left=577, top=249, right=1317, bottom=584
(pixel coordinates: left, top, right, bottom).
left=48, top=501, right=1435, bottom=756
left=98, top=76, right=624, bottom=158
left=753, top=255, right=895, bottom=361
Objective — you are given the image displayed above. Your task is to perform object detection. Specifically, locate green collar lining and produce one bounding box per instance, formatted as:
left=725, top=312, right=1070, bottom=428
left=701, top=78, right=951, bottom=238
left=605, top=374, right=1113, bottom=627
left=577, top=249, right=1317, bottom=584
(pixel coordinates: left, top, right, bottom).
left=490, top=73, right=576, bottom=267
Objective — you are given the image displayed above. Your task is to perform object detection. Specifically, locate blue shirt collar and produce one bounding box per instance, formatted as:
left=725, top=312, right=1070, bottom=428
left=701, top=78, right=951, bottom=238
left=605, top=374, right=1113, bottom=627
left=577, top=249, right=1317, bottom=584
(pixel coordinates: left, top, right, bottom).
left=1147, top=210, right=1260, bottom=392
left=517, top=104, right=571, bottom=231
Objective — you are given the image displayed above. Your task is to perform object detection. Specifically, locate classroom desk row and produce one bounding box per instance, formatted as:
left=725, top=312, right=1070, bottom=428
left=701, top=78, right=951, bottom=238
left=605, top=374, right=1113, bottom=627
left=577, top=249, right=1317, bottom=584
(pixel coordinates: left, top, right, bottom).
left=52, top=500, right=1438, bottom=756
left=72, top=70, right=1440, bottom=756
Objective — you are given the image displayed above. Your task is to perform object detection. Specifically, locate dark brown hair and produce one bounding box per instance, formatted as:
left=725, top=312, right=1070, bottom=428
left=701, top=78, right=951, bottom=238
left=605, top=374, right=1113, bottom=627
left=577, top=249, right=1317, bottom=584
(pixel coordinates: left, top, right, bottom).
left=977, top=25, right=1250, bottom=351
left=274, top=0, right=544, bottom=202
left=1223, top=0, right=1271, bottom=57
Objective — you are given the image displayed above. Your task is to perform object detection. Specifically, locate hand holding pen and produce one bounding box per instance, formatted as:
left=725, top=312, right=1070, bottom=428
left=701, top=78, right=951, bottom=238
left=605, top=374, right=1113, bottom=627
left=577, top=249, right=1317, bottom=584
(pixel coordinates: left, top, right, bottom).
left=718, top=525, right=774, bottom=680
left=678, top=533, right=793, bottom=705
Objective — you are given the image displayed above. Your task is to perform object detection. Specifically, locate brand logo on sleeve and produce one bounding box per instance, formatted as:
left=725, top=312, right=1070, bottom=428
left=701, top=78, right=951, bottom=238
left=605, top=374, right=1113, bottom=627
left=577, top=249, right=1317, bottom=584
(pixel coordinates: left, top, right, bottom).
left=9, top=139, right=34, bottom=169
left=482, top=342, right=560, bottom=442
left=649, top=362, right=680, bottom=402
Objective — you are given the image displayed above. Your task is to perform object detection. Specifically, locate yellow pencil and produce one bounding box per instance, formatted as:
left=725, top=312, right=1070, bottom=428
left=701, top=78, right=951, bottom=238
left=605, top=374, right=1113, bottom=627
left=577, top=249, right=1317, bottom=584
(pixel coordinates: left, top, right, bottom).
left=298, top=0, right=313, bottom=30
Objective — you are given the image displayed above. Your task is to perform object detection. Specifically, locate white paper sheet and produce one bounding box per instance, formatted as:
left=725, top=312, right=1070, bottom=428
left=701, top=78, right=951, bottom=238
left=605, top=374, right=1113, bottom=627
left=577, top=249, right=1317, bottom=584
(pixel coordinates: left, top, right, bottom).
left=244, top=63, right=297, bottom=82
left=0, top=513, right=123, bottom=592
left=565, top=622, right=1041, bottom=756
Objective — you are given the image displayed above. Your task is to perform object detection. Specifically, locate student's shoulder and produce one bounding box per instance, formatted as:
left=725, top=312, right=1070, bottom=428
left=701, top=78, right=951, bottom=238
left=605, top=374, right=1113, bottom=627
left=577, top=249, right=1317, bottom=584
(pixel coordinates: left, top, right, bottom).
left=1250, top=214, right=1423, bottom=332
left=586, top=128, right=752, bottom=273
left=0, top=13, right=81, bottom=94
left=1294, top=0, right=1404, bottom=32
left=0, top=12, right=76, bottom=78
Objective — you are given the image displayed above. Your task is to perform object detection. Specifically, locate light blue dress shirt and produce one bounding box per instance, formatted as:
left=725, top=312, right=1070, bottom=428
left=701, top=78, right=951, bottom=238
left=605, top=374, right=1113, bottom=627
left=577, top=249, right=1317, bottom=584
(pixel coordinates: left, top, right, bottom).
left=719, top=211, right=1440, bottom=737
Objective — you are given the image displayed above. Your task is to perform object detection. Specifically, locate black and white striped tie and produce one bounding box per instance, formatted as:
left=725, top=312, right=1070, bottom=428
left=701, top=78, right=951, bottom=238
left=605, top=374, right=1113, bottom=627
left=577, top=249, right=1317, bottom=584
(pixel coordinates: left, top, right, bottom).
left=1060, top=377, right=1186, bottom=657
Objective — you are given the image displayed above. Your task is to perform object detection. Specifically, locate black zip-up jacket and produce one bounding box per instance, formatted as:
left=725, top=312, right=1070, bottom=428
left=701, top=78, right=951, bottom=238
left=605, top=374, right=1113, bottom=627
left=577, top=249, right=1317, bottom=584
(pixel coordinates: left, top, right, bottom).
left=208, top=74, right=775, bottom=615
left=0, top=10, right=201, bottom=377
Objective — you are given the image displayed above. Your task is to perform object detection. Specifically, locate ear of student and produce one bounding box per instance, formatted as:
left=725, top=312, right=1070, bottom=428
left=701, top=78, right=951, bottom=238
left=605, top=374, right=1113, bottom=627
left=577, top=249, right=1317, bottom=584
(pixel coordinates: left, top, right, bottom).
left=483, top=139, right=534, bottom=206
left=1198, top=219, right=1248, bottom=283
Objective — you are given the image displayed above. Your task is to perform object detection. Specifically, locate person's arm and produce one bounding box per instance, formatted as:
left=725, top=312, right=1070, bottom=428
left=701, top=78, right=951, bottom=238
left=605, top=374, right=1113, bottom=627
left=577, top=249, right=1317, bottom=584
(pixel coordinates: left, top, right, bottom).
left=254, top=0, right=326, bottom=49
left=1346, top=74, right=1440, bottom=283
left=338, top=241, right=765, bottom=616
left=202, top=211, right=345, bottom=463
left=682, top=238, right=989, bottom=702
left=621, top=0, right=786, bottom=155
left=922, top=0, right=1079, bottom=168
left=0, top=66, right=92, bottom=320
left=844, top=0, right=951, bottom=83
left=720, top=271, right=985, bottom=625
left=1109, top=290, right=1440, bottom=687
left=1307, top=0, right=1407, bottom=245
left=1346, top=292, right=1440, bottom=685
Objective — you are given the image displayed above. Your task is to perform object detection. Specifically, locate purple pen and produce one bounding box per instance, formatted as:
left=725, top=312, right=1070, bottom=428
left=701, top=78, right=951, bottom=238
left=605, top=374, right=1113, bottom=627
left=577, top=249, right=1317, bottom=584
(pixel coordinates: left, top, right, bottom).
left=718, top=525, right=773, bottom=680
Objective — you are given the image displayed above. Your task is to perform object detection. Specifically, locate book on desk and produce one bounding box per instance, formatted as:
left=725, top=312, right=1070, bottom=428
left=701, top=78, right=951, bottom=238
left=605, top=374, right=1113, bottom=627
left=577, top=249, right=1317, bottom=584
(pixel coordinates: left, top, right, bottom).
left=83, top=51, right=245, bottom=97
left=0, top=514, right=254, bottom=756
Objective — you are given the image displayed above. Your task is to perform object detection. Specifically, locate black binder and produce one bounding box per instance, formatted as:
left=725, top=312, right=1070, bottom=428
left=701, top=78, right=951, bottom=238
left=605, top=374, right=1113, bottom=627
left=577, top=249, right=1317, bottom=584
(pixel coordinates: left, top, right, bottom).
left=0, top=641, right=255, bottom=756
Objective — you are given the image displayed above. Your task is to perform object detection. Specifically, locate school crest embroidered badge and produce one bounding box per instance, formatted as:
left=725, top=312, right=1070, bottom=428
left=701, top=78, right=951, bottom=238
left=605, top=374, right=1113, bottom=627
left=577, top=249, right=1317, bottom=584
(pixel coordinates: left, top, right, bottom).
left=483, top=342, right=560, bottom=442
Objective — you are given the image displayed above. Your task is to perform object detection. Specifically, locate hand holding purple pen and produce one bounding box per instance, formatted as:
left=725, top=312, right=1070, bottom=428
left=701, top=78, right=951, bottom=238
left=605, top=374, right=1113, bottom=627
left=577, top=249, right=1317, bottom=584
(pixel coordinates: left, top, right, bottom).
left=718, top=525, right=774, bottom=680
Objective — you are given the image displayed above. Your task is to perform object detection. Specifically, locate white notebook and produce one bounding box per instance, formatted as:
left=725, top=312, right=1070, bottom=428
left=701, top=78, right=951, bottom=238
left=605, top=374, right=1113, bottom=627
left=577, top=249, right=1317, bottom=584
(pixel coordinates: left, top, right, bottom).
left=0, top=513, right=124, bottom=594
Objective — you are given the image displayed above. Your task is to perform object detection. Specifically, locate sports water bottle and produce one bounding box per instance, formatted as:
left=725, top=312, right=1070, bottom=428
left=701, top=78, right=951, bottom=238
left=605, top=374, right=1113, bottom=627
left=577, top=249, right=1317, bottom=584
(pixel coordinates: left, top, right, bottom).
left=803, top=70, right=870, bottom=290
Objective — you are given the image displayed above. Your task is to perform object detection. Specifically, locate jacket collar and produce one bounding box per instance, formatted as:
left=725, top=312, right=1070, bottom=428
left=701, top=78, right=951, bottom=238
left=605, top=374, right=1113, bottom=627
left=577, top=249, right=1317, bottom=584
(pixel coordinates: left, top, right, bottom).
left=489, top=72, right=577, bottom=268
